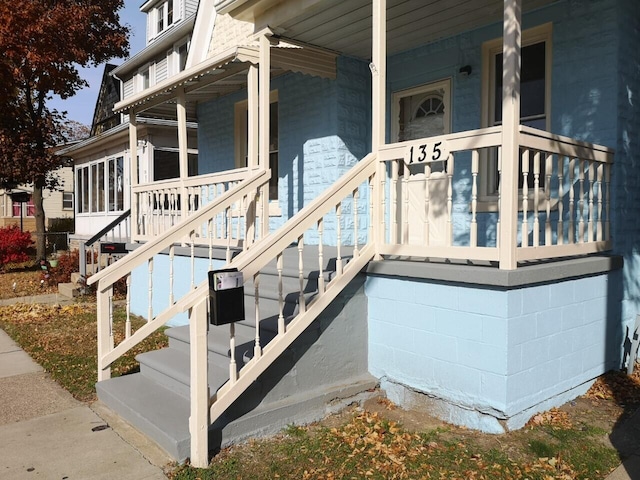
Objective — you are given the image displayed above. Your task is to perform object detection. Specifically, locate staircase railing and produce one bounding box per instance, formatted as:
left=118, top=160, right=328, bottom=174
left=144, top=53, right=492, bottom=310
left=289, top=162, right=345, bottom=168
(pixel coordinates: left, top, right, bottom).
left=180, top=152, right=378, bottom=464
left=88, top=169, right=271, bottom=381
left=79, top=209, right=131, bottom=282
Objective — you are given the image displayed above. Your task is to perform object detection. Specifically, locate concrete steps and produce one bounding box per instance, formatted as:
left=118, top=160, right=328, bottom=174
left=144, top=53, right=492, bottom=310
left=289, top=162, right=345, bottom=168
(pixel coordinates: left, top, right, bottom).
left=96, top=244, right=375, bottom=462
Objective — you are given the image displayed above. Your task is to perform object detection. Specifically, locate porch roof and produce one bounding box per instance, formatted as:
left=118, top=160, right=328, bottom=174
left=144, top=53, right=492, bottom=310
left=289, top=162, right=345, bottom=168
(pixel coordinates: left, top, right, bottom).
left=217, top=0, right=557, bottom=59
left=113, top=40, right=338, bottom=118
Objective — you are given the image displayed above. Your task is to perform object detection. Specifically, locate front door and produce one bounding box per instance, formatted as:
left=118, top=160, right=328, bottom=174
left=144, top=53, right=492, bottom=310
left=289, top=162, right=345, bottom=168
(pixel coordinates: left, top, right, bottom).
left=392, top=79, right=451, bottom=246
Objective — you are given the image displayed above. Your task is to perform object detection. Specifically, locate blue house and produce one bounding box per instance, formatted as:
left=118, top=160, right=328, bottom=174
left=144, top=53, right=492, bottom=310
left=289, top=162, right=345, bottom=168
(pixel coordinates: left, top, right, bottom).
left=87, top=0, right=638, bottom=466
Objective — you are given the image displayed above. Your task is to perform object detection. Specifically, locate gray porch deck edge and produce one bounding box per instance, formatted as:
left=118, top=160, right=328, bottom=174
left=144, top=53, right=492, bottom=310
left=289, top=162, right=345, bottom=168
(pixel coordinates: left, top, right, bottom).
left=367, top=254, right=623, bottom=289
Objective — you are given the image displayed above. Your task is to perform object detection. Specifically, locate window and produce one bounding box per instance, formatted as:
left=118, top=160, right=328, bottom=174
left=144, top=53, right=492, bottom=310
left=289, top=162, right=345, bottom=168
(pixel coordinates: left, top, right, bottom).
left=235, top=91, right=279, bottom=200
left=481, top=23, right=552, bottom=197
left=12, top=195, right=34, bottom=217
left=152, top=148, right=198, bottom=181
left=76, top=158, right=127, bottom=214
left=154, top=0, right=176, bottom=37
left=139, top=67, right=150, bottom=91
left=108, top=157, right=124, bottom=212
left=62, top=192, right=73, bottom=210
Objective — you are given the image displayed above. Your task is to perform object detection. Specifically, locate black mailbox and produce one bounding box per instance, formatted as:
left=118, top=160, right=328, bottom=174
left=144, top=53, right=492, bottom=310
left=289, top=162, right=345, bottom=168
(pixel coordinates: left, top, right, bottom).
left=100, top=242, right=128, bottom=254
left=208, top=268, right=245, bottom=326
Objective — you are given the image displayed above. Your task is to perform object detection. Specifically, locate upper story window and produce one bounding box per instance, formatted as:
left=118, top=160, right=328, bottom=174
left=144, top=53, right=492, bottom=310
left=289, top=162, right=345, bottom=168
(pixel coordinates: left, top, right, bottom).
left=154, top=0, right=176, bottom=37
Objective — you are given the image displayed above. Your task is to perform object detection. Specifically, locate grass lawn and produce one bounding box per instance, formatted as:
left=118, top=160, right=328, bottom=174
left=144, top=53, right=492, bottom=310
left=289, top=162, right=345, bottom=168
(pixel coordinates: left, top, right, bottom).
left=0, top=269, right=639, bottom=479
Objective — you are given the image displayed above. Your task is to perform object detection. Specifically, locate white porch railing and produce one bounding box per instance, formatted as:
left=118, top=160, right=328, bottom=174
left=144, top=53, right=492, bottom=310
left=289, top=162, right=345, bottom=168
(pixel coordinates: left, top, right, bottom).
left=377, top=125, right=613, bottom=263
left=88, top=169, right=271, bottom=381
left=133, top=167, right=258, bottom=245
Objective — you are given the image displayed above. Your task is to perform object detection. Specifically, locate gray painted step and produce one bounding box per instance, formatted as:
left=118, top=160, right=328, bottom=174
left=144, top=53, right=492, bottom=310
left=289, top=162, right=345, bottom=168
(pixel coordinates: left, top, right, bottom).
left=96, top=374, right=190, bottom=459
left=96, top=245, right=371, bottom=462
left=137, top=348, right=230, bottom=399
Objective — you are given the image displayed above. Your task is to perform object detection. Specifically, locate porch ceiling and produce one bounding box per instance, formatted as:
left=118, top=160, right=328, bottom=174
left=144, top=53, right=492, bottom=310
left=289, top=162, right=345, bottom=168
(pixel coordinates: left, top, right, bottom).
left=246, top=0, right=557, bottom=59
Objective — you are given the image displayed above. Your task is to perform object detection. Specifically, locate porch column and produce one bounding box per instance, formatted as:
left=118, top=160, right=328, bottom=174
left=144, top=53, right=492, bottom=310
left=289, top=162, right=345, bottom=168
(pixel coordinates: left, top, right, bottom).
left=177, top=88, right=189, bottom=220
left=259, top=30, right=273, bottom=237
left=372, top=0, right=387, bottom=251
left=129, top=111, right=139, bottom=239
left=247, top=65, right=259, bottom=170
left=498, top=0, right=522, bottom=270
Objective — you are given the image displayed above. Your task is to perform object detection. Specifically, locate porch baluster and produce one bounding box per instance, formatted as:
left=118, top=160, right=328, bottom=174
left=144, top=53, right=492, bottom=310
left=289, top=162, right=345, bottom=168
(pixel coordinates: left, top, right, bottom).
left=533, top=151, right=541, bottom=247
left=597, top=164, right=603, bottom=242
left=147, top=258, right=153, bottom=323
left=605, top=164, right=611, bottom=240
left=588, top=161, right=595, bottom=241
left=521, top=149, right=529, bottom=247
left=277, top=253, right=285, bottom=334
left=353, top=188, right=360, bottom=258
left=391, top=159, right=398, bottom=244
left=568, top=158, right=575, bottom=244
left=497, top=147, right=502, bottom=247
left=318, top=218, right=325, bottom=294
left=425, top=161, right=432, bottom=246
left=446, top=154, right=454, bottom=246
left=125, top=274, right=132, bottom=338
left=169, top=245, right=175, bottom=305
left=254, top=272, right=261, bottom=359
left=298, top=235, right=306, bottom=314
left=336, top=204, right=343, bottom=275
left=226, top=206, right=232, bottom=263
left=558, top=156, right=565, bottom=245
left=545, top=153, right=552, bottom=245
left=369, top=175, right=374, bottom=244
left=402, top=162, right=409, bottom=244
left=190, top=231, right=195, bottom=288
left=229, top=323, right=237, bottom=382
left=470, top=150, right=479, bottom=247
left=208, top=219, right=213, bottom=269
left=578, top=159, right=585, bottom=243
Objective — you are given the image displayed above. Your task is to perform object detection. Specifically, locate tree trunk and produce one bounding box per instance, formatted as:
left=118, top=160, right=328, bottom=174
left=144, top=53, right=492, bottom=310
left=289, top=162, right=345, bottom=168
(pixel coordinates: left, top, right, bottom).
left=33, top=180, right=46, bottom=260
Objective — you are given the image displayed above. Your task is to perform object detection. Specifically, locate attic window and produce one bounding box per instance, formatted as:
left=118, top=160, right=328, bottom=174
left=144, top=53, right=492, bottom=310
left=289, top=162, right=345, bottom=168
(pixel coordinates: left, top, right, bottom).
left=155, top=0, right=176, bottom=36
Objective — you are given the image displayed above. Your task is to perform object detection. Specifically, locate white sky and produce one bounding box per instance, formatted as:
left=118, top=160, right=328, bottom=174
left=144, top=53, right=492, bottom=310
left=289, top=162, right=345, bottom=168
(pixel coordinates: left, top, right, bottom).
left=48, top=0, right=148, bottom=127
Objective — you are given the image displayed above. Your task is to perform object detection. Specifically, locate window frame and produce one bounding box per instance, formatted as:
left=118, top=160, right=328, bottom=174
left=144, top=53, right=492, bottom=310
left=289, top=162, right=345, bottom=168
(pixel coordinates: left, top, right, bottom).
left=62, top=192, right=74, bottom=211
left=479, top=22, right=553, bottom=205
left=75, top=157, right=128, bottom=215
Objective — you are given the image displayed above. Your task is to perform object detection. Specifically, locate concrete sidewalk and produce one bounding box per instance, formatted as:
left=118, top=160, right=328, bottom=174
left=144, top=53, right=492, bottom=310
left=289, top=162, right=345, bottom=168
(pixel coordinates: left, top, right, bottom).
left=0, top=327, right=171, bottom=479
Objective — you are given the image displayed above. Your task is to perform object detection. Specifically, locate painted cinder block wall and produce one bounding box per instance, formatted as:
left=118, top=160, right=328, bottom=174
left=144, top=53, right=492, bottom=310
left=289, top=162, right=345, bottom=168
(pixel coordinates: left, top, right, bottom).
left=197, top=56, right=371, bottom=244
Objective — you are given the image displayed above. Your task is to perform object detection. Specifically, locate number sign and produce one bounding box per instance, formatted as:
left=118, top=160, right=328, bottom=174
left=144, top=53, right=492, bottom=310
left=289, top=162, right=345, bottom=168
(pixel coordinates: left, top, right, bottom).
left=404, top=140, right=449, bottom=166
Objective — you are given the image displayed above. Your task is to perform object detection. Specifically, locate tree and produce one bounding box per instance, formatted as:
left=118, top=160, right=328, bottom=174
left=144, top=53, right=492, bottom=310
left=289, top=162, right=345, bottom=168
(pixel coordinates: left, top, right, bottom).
left=0, top=0, right=129, bottom=259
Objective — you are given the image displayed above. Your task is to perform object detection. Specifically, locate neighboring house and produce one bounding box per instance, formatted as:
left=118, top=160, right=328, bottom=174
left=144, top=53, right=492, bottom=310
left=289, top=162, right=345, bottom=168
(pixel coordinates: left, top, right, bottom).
left=86, top=0, right=640, bottom=466
left=59, top=0, right=199, bottom=244
left=0, top=165, right=74, bottom=233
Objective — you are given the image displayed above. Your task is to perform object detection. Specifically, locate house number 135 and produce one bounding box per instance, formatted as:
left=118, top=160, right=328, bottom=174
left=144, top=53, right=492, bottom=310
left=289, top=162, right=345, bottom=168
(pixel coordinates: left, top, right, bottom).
left=404, top=140, right=448, bottom=165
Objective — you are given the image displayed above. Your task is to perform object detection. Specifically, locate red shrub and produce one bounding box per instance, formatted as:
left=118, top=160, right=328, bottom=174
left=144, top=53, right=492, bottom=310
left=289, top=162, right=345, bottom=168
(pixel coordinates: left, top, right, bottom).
left=47, top=250, right=79, bottom=284
left=0, top=225, right=33, bottom=267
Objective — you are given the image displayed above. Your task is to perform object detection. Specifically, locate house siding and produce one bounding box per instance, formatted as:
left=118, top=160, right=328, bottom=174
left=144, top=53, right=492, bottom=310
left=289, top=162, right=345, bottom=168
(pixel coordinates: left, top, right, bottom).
left=614, top=0, right=640, bottom=360
left=197, top=55, right=371, bottom=243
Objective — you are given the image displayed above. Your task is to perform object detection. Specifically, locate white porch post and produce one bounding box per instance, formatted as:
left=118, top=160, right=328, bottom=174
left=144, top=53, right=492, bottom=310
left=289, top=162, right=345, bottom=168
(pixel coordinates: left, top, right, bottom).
left=498, top=0, right=522, bottom=270
left=177, top=88, right=189, bottom=220
left=189, top=298, right=209, bottom=468
left=246, top=64, right=259, bottom=245
left=372, top=0, right=387, bottom=252
left=248, top=65, right=259, bottom=170
left=259, top=31, right=272, bottom=237
left=129, top=111, right=139, bottom=238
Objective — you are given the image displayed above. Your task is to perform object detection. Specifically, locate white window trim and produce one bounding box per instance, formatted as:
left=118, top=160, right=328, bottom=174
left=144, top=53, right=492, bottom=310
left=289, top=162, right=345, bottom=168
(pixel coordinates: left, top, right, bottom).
left=168, top=37, right=190, bottom=76
left=137, top=63, right=155, bottom=93
left=62, top=192, right=74, bottom=210
left=234, top=90, right=281, bottom=216
left=478, top=22, right=553, bottom=209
